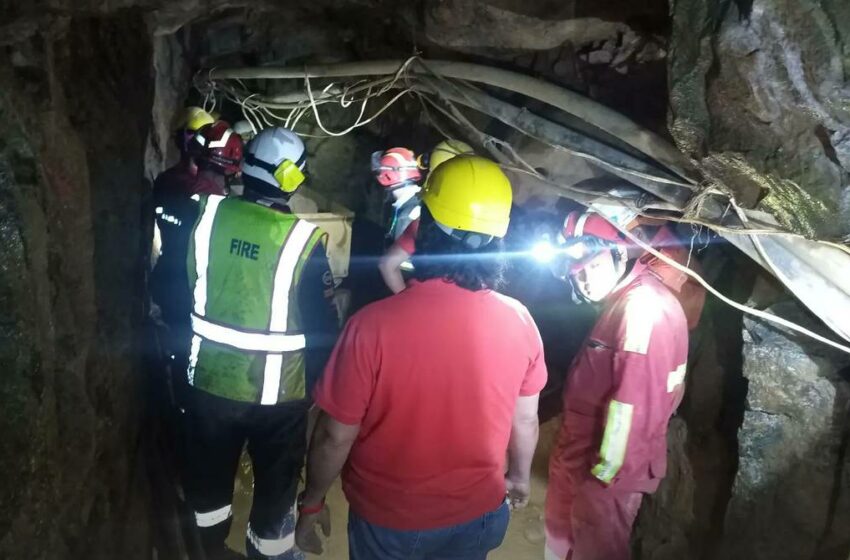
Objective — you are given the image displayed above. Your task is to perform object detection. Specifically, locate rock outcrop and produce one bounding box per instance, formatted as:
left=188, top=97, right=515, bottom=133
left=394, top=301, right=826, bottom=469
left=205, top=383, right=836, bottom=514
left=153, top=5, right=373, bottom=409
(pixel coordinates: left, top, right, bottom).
left=3, top=2, right=850, bottom=559
left=668, top=0, right=850, bottom=237
left=721, top=301, right=850, bottom=560
left=0, top=12, right=154, bottom=560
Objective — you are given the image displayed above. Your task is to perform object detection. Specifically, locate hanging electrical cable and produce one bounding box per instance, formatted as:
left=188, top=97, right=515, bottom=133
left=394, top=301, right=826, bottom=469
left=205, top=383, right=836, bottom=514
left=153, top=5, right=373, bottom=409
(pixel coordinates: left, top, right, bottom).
left=594, top=206, right=850, bottom=354
left=193, top=56, right=850, bottom=350
left=196, top=58, right=848, bottom=244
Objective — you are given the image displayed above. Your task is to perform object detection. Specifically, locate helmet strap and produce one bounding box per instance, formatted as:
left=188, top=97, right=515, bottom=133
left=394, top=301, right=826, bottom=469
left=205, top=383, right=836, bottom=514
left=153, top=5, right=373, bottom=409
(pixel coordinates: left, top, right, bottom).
left=568, top=275, right=590, bottom=304
left=434, top=221, right=494, bottom=249
left=175, top=130, right=191, bottom=153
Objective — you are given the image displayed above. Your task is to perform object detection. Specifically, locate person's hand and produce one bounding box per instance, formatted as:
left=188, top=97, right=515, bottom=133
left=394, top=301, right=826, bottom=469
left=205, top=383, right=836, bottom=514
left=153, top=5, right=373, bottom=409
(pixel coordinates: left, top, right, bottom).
left=295, top=504, right=331, bottom=555
left=505, top=476, right=531, bottom=510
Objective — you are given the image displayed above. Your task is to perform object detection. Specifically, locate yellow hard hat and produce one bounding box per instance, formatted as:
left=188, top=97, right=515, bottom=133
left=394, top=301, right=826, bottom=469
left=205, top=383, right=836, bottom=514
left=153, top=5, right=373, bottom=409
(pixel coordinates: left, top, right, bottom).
left=175, top=106, right=215, bottom=132
left=428, top=139, right=475, bottom=171
left=421, top=156, right=512, bottom=238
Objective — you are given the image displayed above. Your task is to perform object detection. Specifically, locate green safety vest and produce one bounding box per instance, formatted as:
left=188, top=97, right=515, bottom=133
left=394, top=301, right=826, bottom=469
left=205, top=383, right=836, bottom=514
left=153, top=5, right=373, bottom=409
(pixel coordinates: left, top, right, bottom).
left=186, top=194, right=326, bottom=404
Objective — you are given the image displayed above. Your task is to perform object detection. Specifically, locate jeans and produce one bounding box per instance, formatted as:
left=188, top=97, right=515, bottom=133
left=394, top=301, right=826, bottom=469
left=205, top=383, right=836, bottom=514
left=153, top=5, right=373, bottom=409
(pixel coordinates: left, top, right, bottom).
left=348, top=499, right=510, bottom=560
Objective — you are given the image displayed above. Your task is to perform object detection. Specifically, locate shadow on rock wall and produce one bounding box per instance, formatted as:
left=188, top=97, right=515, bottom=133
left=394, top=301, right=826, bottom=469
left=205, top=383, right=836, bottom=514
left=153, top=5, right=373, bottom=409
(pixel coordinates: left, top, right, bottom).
left=0, top=10, right=154, bottom=560
left=718, top=301, right=850, bottom=560
left=634, top=249, right=850, bottom=560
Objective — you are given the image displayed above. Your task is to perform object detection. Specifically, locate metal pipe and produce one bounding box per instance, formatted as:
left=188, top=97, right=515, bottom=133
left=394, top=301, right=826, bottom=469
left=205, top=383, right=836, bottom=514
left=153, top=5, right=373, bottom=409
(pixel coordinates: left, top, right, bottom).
left=228, top=76, right=693, bottom=204
left=208, top=59, right=699, bottom=184
left=413, top=77, right=693, bottom=205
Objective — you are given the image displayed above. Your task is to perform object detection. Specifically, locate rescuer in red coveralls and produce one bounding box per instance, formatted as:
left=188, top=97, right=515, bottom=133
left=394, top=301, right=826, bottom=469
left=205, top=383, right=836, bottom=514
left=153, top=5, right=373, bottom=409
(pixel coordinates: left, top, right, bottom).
left=544, top=210, right=696, bottom=560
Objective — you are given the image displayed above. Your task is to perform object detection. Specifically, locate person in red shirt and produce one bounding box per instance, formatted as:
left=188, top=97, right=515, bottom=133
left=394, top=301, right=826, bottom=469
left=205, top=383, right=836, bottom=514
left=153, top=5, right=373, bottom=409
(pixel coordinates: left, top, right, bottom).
left=152, top=108, right=214, bottom=264
left=295, top=156, right=547, bottom=559
left=154, top=108, right=214, bottom=189
left=543, top=211, right=690, bottom=560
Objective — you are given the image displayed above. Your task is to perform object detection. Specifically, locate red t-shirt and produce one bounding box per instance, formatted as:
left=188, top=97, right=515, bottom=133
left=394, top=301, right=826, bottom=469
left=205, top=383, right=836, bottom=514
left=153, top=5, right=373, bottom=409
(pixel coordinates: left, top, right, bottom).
left=314, top=279, right=547, bottom=530
left=393, top=218, right=419, bottom=255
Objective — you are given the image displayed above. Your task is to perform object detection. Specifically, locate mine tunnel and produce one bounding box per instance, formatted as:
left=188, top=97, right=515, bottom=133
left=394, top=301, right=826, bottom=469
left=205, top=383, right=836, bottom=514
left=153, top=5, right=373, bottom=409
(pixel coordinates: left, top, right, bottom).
left=2, top=1, right=850, bottom=559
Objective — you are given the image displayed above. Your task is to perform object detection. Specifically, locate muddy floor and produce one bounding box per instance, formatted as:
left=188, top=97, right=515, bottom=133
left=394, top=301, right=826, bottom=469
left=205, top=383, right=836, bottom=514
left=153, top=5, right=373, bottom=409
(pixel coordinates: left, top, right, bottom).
left=226, top=418, right=561, bottom=559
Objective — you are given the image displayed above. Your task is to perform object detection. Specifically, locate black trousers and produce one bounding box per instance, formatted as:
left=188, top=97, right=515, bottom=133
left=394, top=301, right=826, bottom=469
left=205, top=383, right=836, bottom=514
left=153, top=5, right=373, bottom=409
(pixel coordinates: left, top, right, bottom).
left=182, top=388, right=308, bottom=560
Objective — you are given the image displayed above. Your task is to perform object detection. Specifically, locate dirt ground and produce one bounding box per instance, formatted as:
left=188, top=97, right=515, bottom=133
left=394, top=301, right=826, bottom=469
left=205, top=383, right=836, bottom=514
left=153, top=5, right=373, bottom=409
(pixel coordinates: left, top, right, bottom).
left=227, top=418, right=562, bottom=559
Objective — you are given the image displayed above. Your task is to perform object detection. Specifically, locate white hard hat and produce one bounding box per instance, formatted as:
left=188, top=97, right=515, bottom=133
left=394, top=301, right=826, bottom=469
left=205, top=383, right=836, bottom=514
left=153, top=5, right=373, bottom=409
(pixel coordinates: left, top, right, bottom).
left=233, top=120, right=256, bottom=140
left=241, top=127, right=307, bottom=193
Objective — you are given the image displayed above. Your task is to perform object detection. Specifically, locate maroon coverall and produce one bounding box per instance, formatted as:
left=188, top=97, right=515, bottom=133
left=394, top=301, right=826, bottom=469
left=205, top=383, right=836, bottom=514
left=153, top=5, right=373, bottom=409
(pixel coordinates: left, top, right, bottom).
left=544, top=269, right=689, bottom=560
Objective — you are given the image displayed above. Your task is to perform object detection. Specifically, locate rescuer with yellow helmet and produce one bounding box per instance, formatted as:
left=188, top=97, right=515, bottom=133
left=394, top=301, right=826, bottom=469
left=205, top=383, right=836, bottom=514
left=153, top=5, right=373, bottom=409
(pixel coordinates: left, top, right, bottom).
left=151, top=107, right=219, bottom=341
left=296, top=155, right=545, bottom=559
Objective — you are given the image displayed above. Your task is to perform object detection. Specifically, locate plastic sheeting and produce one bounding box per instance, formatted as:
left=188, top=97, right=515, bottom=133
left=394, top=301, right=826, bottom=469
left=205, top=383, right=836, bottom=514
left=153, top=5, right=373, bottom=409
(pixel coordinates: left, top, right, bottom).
left=722, top=230, right=850, bottom=344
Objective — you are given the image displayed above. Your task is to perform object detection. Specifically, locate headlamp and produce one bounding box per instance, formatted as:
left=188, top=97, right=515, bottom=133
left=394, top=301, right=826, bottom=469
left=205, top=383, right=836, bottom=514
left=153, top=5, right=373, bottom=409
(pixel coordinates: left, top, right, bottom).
left=531, top=241, right=557, bottom=263
left=529, top=237, right=589, bottom=265
left=564, top=240, right=589, bottom=260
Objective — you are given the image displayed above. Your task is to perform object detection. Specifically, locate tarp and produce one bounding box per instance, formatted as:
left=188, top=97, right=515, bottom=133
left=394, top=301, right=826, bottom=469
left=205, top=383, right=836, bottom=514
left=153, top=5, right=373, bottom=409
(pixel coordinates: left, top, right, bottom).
left=723, top=230, right=850, bottom=344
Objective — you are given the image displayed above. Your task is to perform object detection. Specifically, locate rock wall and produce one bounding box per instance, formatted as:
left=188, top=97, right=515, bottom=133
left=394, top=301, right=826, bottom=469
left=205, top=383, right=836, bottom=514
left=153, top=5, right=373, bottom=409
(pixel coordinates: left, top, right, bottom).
left=668, top=0, right=850, bottom=237
left=633, top=249, right=850, bottom=560
left=632, top=248, right=755, bottom=560
left=2, top=2, right=850, bottom=559
left=0, top=11, right=154, bottom=560
left=721, top=301, right=850, bottom=560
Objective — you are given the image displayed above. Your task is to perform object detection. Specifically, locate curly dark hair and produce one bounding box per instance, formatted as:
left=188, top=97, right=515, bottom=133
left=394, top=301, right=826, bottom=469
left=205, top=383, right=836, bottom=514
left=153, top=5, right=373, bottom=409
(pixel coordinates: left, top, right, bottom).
left=411, top=209, right=506, bottom=291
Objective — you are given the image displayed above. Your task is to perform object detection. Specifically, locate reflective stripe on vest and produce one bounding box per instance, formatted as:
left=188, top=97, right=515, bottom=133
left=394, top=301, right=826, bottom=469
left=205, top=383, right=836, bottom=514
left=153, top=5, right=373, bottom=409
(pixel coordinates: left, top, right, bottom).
left=188, top=195, right=318, bottom=404
left=260, top=220, right=317, bottom=404
left=191, top=314, right=307, bottom=352
left=270, top=220, right=317, bottom=332
left=192, top=194, right=225, bottom=317
left=187, top=334, right=202, bottom=386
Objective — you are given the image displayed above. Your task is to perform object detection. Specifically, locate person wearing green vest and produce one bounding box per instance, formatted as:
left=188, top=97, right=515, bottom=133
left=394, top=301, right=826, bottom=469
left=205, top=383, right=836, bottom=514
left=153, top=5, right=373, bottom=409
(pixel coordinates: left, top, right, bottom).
left=182, top=126, right=338, bottom=560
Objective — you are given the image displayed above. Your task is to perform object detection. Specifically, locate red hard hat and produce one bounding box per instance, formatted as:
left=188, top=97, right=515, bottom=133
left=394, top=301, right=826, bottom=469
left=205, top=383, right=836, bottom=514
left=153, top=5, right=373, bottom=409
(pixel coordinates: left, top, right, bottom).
left=371, top=147, right=422, bottom=189
left=193, top=121, right=244, bottom=176
left=562, top=210, right=627, bottom=244
left=560, top=210, right=632, bottom=274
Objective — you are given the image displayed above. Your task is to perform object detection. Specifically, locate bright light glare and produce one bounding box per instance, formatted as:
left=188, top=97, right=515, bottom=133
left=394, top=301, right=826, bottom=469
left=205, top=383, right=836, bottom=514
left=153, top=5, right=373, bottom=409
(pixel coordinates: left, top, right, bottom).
left=531, top=241, right=556, bottom=263
left=564, top=241, right=588, bottom=260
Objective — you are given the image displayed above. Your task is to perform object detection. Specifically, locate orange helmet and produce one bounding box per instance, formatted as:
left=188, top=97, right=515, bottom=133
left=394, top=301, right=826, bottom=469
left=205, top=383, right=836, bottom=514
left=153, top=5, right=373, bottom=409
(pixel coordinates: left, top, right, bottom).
left=192, top=121, right=244, bottom=176
left=371, top=147, right=422, bottom=190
